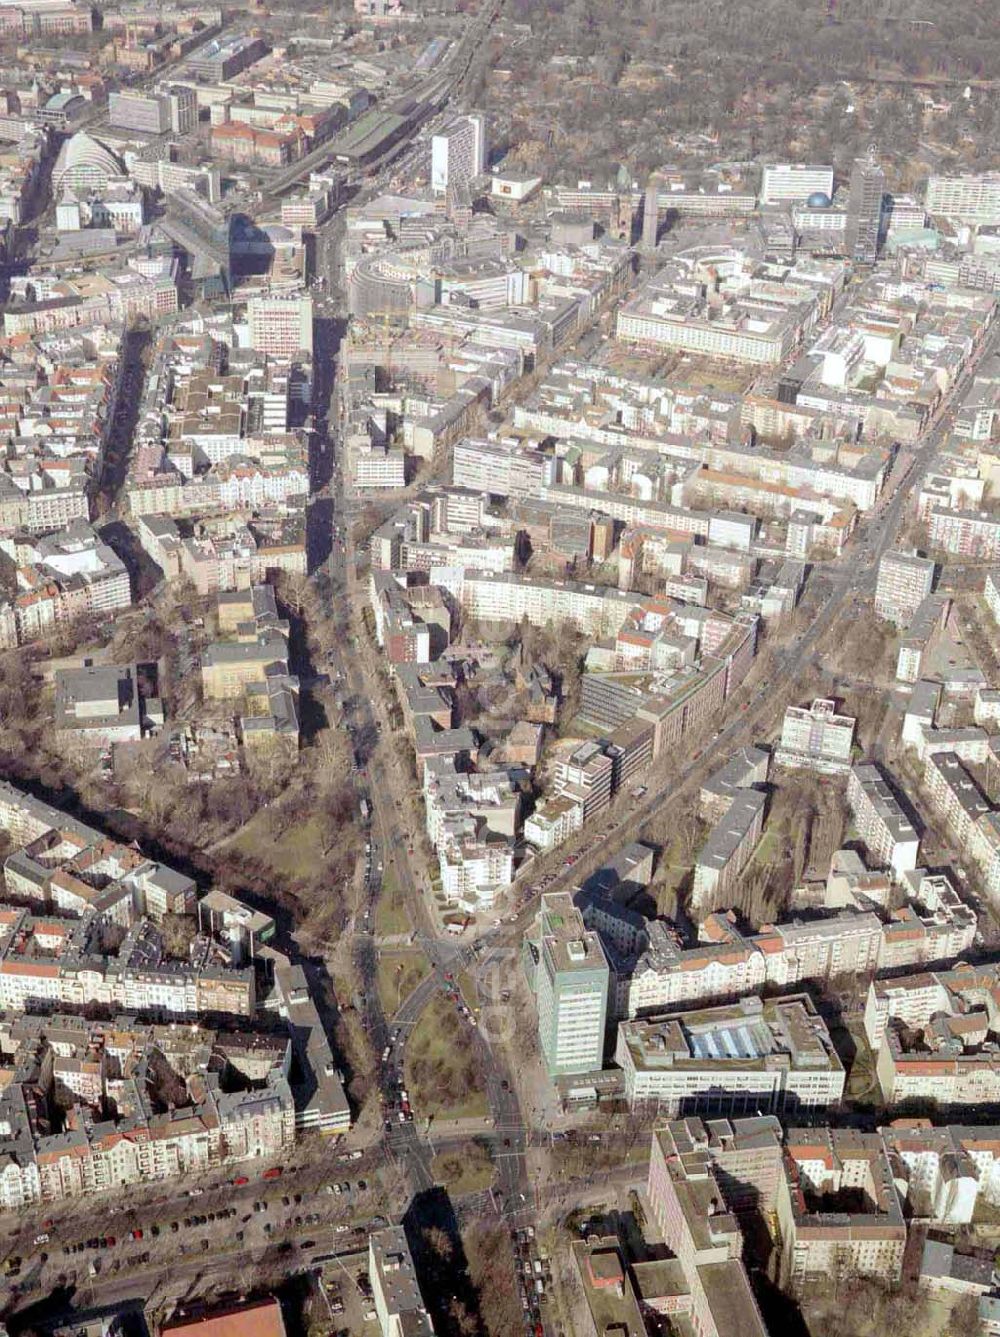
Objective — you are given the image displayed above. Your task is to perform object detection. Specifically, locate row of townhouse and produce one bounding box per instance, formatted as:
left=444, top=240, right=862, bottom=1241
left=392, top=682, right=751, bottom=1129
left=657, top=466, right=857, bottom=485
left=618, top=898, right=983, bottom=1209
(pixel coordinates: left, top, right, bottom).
left=125, top=443, right=308, bottom=518
left=0, top=907, right=255, bottom=1017
left=3, top=269, right=177, bottom=338
left=0, top=779, right=255, bottom=1018
left=136, top=512, right=307, bottom=591
left=0, top=520, right=131, bottom=648
left=864, top=964, right=1000, bottom=1106
left=624, top=868, right=976, bottom=1019
left=0, top=1012, right=294, bottom=1209
left=651, top=1112, right=1000, bottom=1307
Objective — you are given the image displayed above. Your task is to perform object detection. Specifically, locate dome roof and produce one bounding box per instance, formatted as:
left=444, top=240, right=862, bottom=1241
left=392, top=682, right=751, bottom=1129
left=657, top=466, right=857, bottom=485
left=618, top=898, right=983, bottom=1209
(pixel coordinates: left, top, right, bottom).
left=52, top=132, right=126, bottom=195
left=806, top=190, right=832, bottom=208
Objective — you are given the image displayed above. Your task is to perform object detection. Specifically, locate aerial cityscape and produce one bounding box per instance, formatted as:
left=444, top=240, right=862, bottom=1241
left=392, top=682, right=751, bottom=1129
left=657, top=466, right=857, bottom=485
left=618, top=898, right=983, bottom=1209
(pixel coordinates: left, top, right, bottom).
left=0, top=0, right=998, bottom=1335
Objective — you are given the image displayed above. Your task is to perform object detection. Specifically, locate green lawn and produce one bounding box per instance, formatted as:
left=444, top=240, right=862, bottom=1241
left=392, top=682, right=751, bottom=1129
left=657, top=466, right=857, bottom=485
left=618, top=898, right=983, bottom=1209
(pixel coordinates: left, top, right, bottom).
left=431, top=1140, right=494, bottom=1195
left=375, top=868, right=411, bottom=938
left=826, top=1015, right=880, bottom=1106
left=405, top=994, right=489, bottom=1122
left=748, top=826, right=780, bottom=869
left=455, top=969, right=480, bottom=1014
left=226, top=811, right=328, bottom=881
left=376, top=949, right=431, bottom=1017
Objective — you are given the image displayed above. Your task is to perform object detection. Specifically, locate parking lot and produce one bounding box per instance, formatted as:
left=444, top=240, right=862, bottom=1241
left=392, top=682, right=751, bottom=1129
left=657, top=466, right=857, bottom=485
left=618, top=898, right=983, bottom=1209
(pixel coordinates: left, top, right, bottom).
left=1, top=1156, right=395, bottom=1306
left=315, top=1248, right=381, bottom=1333
left=512, top=1225, right=549, bottom=1337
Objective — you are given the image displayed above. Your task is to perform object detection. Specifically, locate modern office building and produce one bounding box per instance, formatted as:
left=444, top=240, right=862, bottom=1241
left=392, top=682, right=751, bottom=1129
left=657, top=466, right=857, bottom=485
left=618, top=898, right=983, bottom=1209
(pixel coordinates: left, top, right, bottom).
left=185, top=34, right=269, bottom=82
left=162, top=85, right=198, bottom=135
left=107, top=84, right=193, bottom=137
left=430, top=114, right=486, bottom=196
left=247, top=294, right=314, bottom=358
left=926, top=173, right=1000, bottom=227
left=554, top=741, right=615, bottom=822
left=109, top=91, right=171, bottom=135
left=642, top=174, right=660, bottom=250
left=614, top=993, right=845, bottom=1113
left=761, top=163, right=834, bottom=206
left=524, top=892, right=609, bottom=1078
left=163, top=187, right=233, bottom=289
left=845, top=151, right=885, bottom=264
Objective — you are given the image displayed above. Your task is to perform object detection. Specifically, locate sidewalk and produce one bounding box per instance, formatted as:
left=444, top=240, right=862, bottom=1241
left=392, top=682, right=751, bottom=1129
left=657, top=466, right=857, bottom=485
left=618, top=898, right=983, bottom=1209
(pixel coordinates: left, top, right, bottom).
left=425, top=1114, right=495, bottom=1141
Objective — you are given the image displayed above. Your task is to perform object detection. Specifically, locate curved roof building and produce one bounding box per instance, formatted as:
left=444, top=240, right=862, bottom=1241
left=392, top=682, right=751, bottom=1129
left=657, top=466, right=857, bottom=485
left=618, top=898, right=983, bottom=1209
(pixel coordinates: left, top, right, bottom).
left=52, top=132, right=127, bottom=196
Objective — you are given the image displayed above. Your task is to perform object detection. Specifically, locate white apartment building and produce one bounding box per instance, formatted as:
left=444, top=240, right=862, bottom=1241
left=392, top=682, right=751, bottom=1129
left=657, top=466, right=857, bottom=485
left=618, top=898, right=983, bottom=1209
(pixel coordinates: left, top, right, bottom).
left=438, top=839, right=513, bottom=910
left=761, top=164, right=834, bottom=206
left=884, top=1125, right=1000, bottom=1228
left=452, top=437, right=552, bottom=498
left=847, top=763, right=921, bottom=880
left=11, top=523, right=132, bottom=644
left=431, top=114, right=486, bottom=196
left=625, top=896, right=956, bottom=1020
left=922, top=750, right=992, bottom=850
left=778, top=1132, right=906, bottom=1291
left=0, top=1013, right=293, bottom=1210
left=985, top=569, right=1000, bottom=624
left=874, top=550, right=936, bottom=626
left=929, top=507, right=1000, bottom=561
left=369, top=1227, right=435, bottom=1337
left=864, top=972, right=957, bottom=1050
left=554, top=742, right=614, bottom=822
left=627, top=925, right=767, bottom=1017
left=691, top=789, right=766, bottom=910
left=446, top=570, right=636, bottom=639
left=524, top=793, right=584, bottom=851
left=974, top=812, right=1000, bottom=901
left=896, top=594, right=950, bottom=685
left=926, top=173, right=1000, bottom=226
left=775, top=698, right=856, bottom=775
